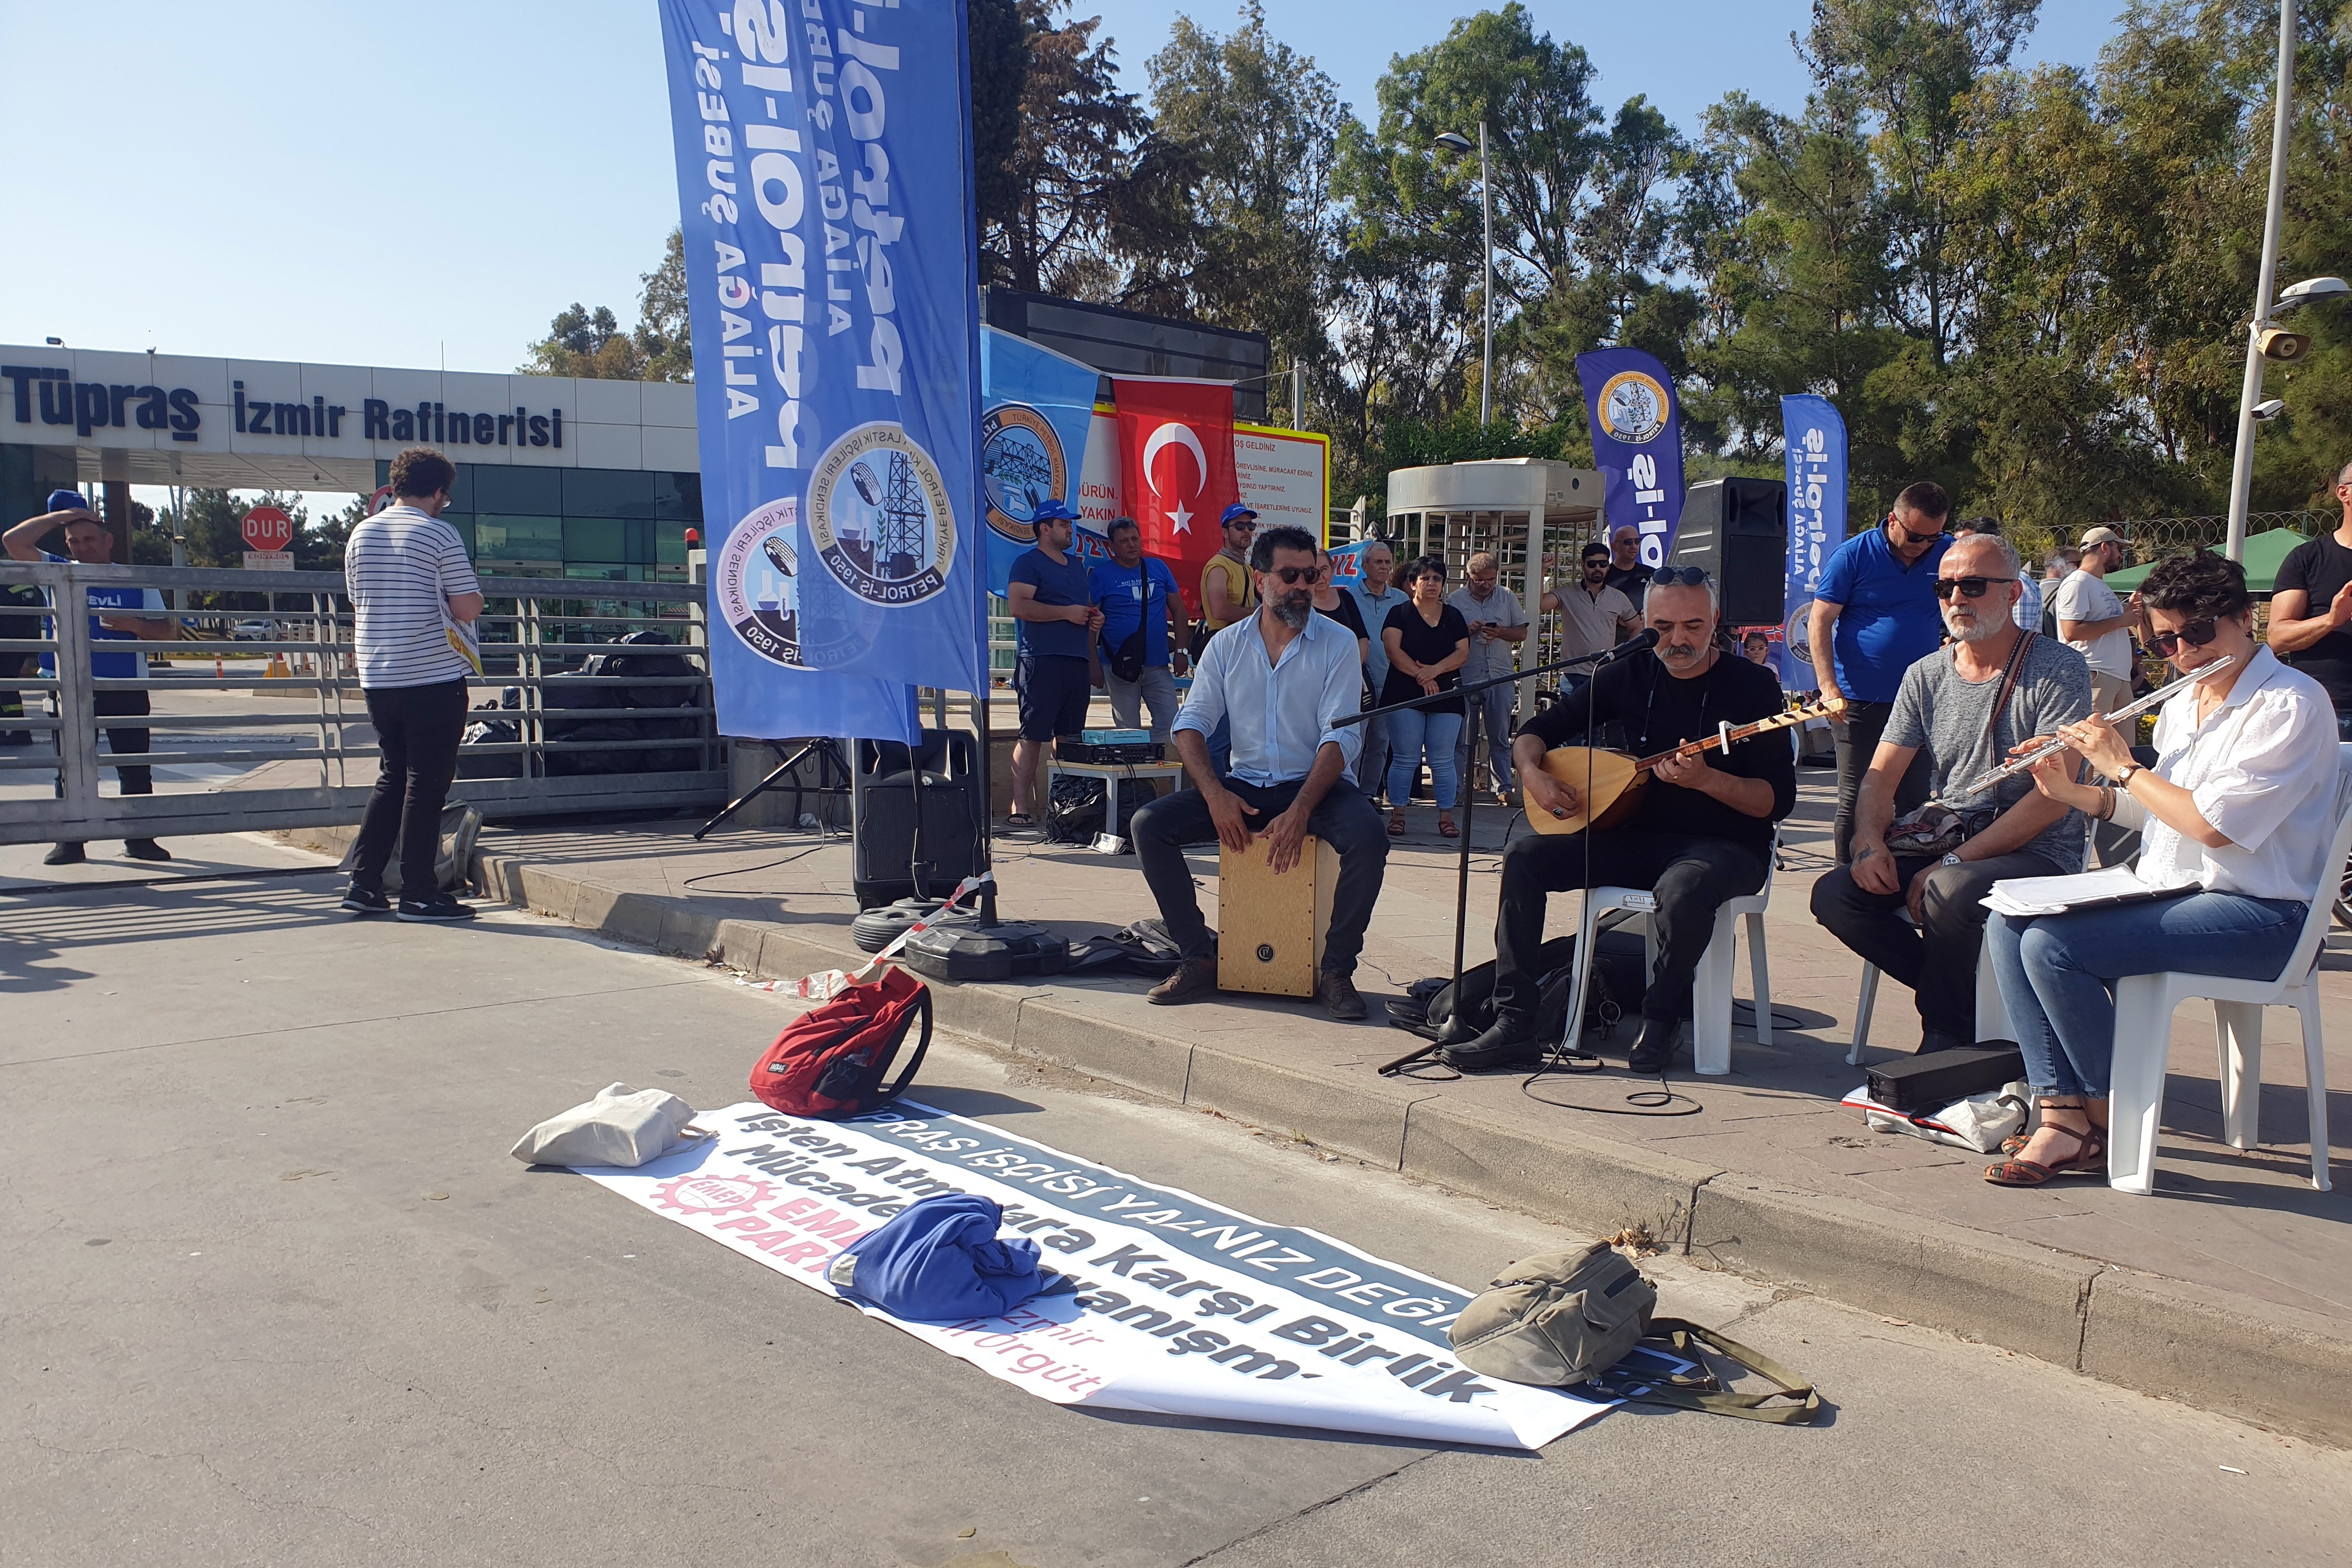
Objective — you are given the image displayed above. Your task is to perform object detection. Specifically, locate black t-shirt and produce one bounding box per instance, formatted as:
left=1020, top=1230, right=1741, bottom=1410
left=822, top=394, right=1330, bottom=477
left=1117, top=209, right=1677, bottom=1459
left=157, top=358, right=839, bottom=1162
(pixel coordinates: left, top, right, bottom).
left=2274, top=534, right=2352, bottom=712
left=1381, top=602, right=1471, bottom=713
left=1518, top=649, right=1795, bottom=854
left=1605, top=564, right=1649, bottom=601
left=1314, top=590, right=1367, bottom=645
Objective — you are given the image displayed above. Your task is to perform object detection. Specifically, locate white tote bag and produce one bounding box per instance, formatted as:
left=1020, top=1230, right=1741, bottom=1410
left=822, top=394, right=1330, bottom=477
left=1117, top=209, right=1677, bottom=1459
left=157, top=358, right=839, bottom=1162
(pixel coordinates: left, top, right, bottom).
left=510, top=1083, right=708, bottom=1168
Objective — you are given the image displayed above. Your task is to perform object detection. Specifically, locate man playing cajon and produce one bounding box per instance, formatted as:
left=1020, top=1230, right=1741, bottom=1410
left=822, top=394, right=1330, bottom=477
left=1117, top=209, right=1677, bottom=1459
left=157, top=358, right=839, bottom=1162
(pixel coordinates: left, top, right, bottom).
left=1128, top=524, right=1389, bottom=1020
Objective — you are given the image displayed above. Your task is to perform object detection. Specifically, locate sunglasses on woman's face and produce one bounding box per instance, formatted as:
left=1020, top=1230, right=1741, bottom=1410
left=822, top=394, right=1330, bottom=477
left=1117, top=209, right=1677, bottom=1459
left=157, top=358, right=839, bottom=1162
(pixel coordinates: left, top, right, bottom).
left=1931, top=575, right=2015, bottom=600
left=2148, top=618, right=2220, bottom=655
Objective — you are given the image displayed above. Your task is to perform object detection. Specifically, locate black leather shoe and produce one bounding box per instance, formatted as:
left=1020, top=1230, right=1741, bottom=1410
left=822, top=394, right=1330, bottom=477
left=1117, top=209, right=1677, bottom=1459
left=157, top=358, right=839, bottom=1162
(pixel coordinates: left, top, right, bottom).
left=42, top=843, right=85, bottom=866
left=1626, top=1019, right=1683, bottom=1073
left=1443, top=1013, right=1545, bottom=1072
left=123, top=838, right=171, bottom=862
left=1315, top=971, right=1368, bottom=1021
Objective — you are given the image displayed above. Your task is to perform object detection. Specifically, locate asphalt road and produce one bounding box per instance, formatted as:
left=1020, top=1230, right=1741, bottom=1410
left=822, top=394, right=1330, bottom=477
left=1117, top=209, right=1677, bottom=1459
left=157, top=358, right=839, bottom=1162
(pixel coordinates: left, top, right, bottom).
left=5, top=871, right=2349, bottom=1567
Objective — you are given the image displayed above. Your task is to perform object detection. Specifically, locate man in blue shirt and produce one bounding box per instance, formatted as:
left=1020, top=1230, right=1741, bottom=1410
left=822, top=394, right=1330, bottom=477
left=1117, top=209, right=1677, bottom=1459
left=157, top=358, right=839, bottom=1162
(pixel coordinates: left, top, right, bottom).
left=4, top=490, right=179, bottom=864
left=1087, top=516, right=1188, bottom=741
left=1005, top=499, right=1100, bottom=829
left=1807, top=480, right=1951, bottom=862
left=1129, top=524, right=1387, bottom=1020
left=1345, top=539, right=1408, bottom=802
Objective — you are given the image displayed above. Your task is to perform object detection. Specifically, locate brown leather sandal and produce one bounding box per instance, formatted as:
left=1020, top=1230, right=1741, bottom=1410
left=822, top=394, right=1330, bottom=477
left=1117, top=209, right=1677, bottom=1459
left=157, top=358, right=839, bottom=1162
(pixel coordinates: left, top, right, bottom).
left=1983, top=1118, right=2105, bottom=1186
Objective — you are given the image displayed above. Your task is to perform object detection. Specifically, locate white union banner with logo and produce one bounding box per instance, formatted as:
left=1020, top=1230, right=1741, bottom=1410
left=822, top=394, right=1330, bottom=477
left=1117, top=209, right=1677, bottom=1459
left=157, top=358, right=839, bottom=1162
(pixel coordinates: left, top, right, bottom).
left=577, top=1099, right=1606, bottom=1450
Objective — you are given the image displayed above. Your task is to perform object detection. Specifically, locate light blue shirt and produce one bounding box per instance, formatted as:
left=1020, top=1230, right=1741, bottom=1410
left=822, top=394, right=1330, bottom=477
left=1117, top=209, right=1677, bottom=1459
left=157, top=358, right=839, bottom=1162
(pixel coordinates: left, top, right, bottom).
left=1347, top=581, right=1409, bottom=685
left=1174, top=609, right=1364, bottom=785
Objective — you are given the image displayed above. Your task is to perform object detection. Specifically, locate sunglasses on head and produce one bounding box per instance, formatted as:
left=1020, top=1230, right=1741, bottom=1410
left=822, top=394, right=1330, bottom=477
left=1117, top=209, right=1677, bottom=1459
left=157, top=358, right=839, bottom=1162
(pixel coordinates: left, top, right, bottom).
left=1932, top=575, right=2015, bottom=600
left=1649, top=566, right=1710, bottom=587
left=1264, top=565, right=1314, bottom=584
left=2148, top=618, right=2220, bottom=656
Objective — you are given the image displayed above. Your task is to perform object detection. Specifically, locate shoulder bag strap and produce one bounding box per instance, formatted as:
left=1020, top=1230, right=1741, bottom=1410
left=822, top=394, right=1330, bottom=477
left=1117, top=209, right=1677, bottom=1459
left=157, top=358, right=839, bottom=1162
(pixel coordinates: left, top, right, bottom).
left=1627, top=1317, right=1822, bottom=1424
left=870, top=982, right=935, bottom=1108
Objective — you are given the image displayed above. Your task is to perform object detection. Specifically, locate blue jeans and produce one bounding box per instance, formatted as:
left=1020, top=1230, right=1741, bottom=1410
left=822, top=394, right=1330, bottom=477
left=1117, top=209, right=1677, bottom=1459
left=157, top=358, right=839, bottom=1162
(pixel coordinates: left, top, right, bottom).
left=1987, top=893, right=2306, bottom=1097
left=1385, top=707, right=1463, bottom=810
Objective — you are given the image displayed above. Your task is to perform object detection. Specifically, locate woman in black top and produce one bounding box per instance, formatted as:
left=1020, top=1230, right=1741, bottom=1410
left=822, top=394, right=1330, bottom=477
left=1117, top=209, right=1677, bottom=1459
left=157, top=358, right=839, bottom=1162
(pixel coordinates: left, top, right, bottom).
left=1310, top=547, right=1370, bottom=663
left=1380, top=555, right=1471, bottom=837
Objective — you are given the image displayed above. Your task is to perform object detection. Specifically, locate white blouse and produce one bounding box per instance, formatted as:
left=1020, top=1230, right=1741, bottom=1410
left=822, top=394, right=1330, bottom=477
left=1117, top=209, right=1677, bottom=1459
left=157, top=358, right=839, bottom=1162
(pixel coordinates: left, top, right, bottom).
left=2109, top=646, right=2343, bottom=902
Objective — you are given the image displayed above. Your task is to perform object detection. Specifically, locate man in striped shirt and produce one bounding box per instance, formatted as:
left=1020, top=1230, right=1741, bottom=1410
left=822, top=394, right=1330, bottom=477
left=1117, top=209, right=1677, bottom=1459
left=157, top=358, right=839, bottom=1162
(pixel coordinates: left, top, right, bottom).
left=342, top=447, right=484, bottom=921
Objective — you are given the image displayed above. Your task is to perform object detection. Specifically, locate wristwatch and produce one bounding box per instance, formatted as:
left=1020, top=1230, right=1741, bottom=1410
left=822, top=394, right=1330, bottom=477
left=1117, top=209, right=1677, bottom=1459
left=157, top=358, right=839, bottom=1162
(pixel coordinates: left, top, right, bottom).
left=1941, top=852, right=1963, bottom=868
left=2113, top=764, right=2141, bottom=789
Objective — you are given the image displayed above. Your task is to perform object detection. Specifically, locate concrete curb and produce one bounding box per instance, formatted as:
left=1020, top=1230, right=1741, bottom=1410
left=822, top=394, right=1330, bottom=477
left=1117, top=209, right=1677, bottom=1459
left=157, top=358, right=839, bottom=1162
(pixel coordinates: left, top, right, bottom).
left=284, top=827, right=2352, bottom=1448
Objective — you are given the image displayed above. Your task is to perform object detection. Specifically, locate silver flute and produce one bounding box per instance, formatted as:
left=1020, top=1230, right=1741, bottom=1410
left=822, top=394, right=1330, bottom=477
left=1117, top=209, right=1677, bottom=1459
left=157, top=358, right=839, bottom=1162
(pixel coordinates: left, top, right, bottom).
left=1931, top=653, right=2236, bottom=804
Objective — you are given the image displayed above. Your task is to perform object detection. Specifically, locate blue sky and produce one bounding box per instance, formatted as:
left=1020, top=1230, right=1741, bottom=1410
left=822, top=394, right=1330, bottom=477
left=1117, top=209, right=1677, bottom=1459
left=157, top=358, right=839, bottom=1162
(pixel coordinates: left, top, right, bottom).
left=1, top=1, right=2126, bottom=416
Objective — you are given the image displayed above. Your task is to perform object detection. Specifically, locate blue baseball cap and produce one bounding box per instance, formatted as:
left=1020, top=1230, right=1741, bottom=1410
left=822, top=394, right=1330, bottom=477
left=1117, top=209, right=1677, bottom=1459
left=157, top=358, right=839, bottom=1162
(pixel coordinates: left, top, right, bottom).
left=47, top=488, right=87, bottom=513
left=1031, top=499, right=1079, bottom=524
left=1220, top=503, right=1259, bottom=527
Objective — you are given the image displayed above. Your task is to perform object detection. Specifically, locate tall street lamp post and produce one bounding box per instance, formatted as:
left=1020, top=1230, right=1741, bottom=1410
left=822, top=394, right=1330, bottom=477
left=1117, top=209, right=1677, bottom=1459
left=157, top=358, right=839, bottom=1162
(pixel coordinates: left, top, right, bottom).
left=2225, top=0, right=2301, bottom=562
left=1434, top=127, right=1494, bottom=428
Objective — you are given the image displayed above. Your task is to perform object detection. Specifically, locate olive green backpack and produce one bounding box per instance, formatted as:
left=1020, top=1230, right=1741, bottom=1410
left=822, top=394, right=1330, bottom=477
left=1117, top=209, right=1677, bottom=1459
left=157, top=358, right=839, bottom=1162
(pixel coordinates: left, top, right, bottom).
left=1447, top=1241, right=1820, bottom=1423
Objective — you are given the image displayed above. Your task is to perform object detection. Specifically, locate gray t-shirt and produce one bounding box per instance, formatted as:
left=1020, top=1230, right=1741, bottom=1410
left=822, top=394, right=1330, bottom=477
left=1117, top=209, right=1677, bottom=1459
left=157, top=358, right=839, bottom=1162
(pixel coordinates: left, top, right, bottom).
left=1884, top=634, right=2095, bottom=872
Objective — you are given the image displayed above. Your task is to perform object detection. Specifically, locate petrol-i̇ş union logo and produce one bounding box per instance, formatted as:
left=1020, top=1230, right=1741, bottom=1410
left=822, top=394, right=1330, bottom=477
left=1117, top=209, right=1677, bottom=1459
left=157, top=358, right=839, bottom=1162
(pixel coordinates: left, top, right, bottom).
left=1597, top=370, right=1670, bottom=446
left=980, top=403, right=1066, bottom=546
left=808, top=424, right=956, bottom=607
left=716, top=498, right=808, bottom=668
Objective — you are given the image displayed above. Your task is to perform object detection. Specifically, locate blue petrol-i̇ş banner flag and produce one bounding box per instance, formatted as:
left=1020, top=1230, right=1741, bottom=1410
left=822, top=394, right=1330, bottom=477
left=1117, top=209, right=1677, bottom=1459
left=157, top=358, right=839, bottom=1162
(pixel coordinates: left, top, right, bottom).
left=1779, top=394, right=1847, bottom=692
left=1574, top=348, right=1685, bottom=569
left=979, top=326, right=1099, bottom=596
left=657, top=0, right=984, bottom=743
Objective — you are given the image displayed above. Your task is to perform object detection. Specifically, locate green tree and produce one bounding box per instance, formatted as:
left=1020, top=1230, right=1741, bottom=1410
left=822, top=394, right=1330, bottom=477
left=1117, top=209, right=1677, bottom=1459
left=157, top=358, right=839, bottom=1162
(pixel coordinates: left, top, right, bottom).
left=521, top=231, right=696, bottom=382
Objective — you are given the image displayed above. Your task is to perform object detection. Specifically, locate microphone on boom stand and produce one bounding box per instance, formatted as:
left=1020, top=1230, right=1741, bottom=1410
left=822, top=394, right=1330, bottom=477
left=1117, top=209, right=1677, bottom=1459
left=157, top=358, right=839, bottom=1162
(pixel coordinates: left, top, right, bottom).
left=1367, top=625, right=1661, bottom=1079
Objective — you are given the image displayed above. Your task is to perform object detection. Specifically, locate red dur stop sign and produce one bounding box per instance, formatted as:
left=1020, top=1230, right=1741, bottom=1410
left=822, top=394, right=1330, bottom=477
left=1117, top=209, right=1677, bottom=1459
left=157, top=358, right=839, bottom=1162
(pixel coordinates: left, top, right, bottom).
left=242, top=505, right=295, bottom=551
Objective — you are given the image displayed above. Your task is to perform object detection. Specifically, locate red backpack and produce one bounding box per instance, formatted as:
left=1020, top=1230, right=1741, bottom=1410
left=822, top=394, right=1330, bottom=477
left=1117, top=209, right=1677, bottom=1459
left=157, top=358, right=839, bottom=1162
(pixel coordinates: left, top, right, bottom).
left=750, top=965, right=933, bottom=1118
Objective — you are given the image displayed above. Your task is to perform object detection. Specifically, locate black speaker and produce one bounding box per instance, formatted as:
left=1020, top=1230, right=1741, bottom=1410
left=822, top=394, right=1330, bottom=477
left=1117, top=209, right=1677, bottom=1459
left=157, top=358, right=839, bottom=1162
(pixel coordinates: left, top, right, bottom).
left=851, top=729, right=986, bottom=909
left=1669, top=478, right=1787, bottom=626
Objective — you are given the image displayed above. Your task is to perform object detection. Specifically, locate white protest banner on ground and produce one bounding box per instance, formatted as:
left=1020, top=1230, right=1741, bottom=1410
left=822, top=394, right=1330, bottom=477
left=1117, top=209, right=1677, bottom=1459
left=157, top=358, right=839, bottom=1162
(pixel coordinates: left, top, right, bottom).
left=578, top=1099, right=1608, bottom=1450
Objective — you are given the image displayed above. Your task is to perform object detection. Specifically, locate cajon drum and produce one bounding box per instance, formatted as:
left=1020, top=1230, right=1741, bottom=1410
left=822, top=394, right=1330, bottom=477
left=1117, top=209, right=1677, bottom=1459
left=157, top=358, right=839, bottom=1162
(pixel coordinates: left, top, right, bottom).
left=1216, top=834, right=1342, bottom=998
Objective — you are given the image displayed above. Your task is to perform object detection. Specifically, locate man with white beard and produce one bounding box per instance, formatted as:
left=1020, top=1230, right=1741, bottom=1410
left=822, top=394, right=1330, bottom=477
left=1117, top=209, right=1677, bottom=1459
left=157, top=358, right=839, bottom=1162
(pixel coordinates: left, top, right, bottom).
left=1810, top=532, right=2095, bottom=1053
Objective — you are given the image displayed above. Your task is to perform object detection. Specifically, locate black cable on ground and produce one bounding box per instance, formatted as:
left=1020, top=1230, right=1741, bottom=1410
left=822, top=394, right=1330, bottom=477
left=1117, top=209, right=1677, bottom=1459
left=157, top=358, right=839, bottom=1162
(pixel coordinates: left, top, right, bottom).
left=678, top=838, right=833, bottom=892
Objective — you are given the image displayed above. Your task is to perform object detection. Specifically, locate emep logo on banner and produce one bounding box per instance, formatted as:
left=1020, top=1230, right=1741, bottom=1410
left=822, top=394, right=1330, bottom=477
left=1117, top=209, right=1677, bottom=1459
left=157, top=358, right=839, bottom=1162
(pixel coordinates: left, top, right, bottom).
left=241, top=505, right=295, bottom=552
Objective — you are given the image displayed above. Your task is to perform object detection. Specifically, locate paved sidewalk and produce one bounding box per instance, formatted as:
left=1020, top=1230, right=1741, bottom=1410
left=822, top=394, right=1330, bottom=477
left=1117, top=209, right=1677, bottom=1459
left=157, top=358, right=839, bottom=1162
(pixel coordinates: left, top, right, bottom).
left=268, top=766, right=2350, bottom=1443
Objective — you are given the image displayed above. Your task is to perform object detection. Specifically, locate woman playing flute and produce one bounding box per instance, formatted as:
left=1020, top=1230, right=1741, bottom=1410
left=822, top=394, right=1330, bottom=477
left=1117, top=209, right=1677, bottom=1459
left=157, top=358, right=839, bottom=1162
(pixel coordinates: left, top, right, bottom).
left=1983, top=550, right=2342, bottom=1186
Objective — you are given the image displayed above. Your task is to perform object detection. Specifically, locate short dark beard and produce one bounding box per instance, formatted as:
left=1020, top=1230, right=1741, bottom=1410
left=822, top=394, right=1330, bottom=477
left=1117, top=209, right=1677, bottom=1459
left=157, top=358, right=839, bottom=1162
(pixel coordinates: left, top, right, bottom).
left=1272, top=592, right=1311, bottom=629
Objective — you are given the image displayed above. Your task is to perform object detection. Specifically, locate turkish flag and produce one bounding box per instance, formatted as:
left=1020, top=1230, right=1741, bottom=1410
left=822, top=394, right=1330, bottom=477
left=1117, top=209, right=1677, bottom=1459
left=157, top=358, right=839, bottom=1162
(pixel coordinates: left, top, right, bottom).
left=1113, top=377, right=1240, bottom=615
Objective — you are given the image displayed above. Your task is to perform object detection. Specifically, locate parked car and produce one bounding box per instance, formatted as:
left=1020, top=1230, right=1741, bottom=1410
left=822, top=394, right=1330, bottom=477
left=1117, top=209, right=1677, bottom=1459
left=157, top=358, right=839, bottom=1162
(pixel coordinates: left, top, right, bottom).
left=232, top=620, right=274, bottom=641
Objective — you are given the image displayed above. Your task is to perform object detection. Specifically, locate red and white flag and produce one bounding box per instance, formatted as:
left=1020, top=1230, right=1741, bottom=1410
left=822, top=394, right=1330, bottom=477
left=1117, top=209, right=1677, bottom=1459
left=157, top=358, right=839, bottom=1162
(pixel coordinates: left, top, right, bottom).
left=1112, top=377, right=1241, bottom=613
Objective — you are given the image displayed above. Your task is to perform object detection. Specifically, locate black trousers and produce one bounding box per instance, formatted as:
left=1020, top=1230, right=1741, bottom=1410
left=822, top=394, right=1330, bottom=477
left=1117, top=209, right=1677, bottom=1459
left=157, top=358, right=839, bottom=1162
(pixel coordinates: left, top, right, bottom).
left=1492, top=829, right=1769, bottom=1024
left=1809, top=848, right=2064, bottom=1040
left=51, top=688, right=153, bottom=846
left=352, top=678, right=468, bottom=897
left=1130, top=776, right=1389, bottom=977
left=1830, top=701, right=1930, bottom=864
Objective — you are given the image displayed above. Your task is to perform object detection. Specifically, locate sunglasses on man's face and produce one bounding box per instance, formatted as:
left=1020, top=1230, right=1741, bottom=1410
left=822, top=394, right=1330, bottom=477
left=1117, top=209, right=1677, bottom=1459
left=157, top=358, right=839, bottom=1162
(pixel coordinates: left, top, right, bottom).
left=2148, top=618, right=2220, bottom=656
left=1932, top=575, right=2015, bottom=600
left=1889, top=517, right=1943, bottom=545
left=1264, top=565, right=1314, bottom=584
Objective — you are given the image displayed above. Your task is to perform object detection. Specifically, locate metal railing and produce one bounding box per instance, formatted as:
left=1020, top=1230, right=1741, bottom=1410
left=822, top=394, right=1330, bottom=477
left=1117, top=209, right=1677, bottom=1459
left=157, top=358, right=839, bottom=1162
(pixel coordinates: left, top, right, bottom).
left=0, top=561, right=723, bottom=847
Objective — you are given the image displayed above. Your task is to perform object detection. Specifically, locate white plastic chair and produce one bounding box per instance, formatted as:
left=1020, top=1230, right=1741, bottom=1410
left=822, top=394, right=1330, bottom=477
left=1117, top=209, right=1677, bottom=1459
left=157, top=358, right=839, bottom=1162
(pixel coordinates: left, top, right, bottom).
left=1849, top=921, right=2013, bottom=1066
left=2102, top=762, right=2352, bottom=1195
left=1562, top=834, right=1776, bottom=1076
